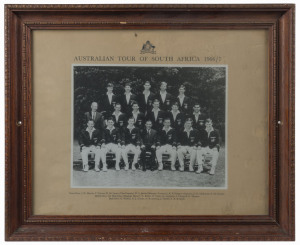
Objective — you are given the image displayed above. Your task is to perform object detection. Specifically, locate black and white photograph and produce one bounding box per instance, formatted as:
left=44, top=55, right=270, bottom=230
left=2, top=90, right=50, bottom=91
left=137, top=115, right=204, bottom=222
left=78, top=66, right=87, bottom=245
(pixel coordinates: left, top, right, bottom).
left=71, top=65, right=227, bottom=188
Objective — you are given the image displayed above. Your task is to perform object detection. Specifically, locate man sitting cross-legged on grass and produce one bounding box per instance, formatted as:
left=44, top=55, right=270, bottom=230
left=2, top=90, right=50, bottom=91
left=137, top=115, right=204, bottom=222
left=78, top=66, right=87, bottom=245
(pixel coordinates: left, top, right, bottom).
left=156, top=118, right=177, bottom=171
left=196, top=118, right=220, bottom=175
left=177, top=118, right=201, bottom=172
left=78, top=120, right=102, bottom=172
left=121, top=117, right=142, bottom=171
left=100, top=117, right=123, bottom=171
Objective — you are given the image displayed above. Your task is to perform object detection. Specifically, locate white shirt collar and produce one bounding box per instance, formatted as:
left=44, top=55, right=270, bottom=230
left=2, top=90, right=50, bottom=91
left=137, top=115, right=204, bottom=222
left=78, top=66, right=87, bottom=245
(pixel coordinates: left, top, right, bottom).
left=160, top=90, right=167, bottom=95
left=162, top=126, right=172, bottom=132
left=184, top=127, right=193, bottom=132
left=106, top=126, right=115, bottom=131
left=86, top=127, right=96, bottom=132
left=205, top=127, right=214, bottom=133
left=152, top=108, right=160, bottom=112
left=171, top=110, right=180, bottom=115
left=178, top=94, right=185, bottom=98
left=127, top=125, right=135, bottom=130
left=112, top=111, right=121, bottom=116
left=124, top=92, right=132, bottom=96
left=143, top=90, right=150, bottom=95
left=106, top=92, right=114, bottom=96
left=193, top=112, right=201, bottom=115
left=132, top=110, right=140, bottom=114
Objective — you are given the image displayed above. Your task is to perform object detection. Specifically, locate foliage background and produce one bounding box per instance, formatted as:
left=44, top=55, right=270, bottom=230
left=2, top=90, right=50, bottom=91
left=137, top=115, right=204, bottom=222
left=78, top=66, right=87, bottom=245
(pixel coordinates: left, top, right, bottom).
left=73, top=66, right=226, bottom=143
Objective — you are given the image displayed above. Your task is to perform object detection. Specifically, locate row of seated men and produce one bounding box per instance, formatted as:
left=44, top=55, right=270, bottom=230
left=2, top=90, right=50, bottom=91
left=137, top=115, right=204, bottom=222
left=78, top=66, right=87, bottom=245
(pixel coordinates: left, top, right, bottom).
left=78, top=116, right=220, bottom=175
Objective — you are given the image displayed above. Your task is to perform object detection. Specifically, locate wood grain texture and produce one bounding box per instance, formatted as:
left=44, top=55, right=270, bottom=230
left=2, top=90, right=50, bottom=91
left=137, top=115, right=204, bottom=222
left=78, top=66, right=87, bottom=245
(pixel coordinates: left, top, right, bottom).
left=5, top=4, right=295, bottom=241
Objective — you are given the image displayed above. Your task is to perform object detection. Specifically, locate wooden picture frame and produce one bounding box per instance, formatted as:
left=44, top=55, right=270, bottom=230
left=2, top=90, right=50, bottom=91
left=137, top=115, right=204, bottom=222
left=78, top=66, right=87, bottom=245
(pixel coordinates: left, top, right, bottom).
left=5, top=4, right=295, bottom=241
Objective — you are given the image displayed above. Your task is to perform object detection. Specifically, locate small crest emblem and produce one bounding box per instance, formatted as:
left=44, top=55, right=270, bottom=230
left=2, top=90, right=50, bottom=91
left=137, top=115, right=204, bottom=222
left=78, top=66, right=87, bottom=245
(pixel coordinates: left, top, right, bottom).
left=140, top=41, right=156, bottom=54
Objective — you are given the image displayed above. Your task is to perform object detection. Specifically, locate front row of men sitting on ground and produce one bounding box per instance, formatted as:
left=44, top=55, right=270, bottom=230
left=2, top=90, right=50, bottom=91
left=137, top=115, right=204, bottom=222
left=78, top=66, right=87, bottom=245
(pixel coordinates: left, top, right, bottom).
left=78, top=115, right=220, bottom=175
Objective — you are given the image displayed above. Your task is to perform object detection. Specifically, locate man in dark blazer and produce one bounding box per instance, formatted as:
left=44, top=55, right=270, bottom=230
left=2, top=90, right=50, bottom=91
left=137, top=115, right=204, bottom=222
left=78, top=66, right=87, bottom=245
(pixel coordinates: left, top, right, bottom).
left=129, top=101, right=145, bottom=130
left=191, top=103, right=207, bottom=131
left=177, top=118, right=201, bottom=172
left=100, top=117, right=124, bottom=171
left=197, top=118, right=220, bottom=175
left=121, top=117, right=142, bottom=171
left=84, top=102, right=105, bottom=131
left=119, top=83, right=137, bottom=115
left=100, top=83, right=118, bottom=119
left=78, top=120, right=102, bottom=172
left=111, top=103, right=127, bottom=132
left=138, top=81, right=156, bottom=116
left=176, top=84, right=193, bottom=116
left=140, top=120, right=159, bottom=171
left=166, top=102, right=186, bottom=131
left=146, top=99, right=165, bottom=131
left=155, top=81, right=173, bottom=112
left=156, top=118, right=177, bottom=171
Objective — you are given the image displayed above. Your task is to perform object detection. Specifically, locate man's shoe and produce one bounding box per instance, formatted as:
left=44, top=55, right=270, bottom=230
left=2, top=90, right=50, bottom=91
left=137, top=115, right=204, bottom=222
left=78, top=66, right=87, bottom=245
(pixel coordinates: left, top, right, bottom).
left=116, top=165, right=121, bottom=171
left=83, top=165, right=89, bottom=172
left=179, top=166, right=184, bottom=172
left=189, top=165, right=194, bottom=172
left=95, top=166, right=100, bottom=172
left=209, top=167, right=215, bottom=175
left=132, top=165, right=136, bottom=171
left=197, top=164, right=203, bottom=173
left=102, top=166, right=107, bottom=172
left=124, top=165, right=129, bottom=171
left=158, top=163, right=163, bottom=171
left=171, top=166, right=176, bottom=171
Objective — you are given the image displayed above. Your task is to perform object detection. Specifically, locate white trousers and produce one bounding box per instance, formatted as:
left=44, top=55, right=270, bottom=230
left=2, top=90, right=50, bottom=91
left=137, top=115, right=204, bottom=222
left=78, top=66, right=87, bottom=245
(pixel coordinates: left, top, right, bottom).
left=177, top=146, right=197, bottom=167
left=197, top=146, right=219, bottom=167
left=101, top=143, right=122, bottom=167
left=156, top=144, right=177, bottom=166
left=122, top=144, right=141, bottom=165
left=81, top=146, right=102, bottom=168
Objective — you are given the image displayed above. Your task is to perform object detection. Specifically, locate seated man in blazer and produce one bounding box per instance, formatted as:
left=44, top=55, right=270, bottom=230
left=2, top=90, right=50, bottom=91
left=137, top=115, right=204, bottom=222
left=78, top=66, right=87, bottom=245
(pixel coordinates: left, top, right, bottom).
left=121, top=117, right=142, bottom=171
left=140, top=120, right=159, bottom=171
left=84, top=102, right=105, bottom=131
left=78, top=120, right=102, bottom=172
left=197, top=118, right=220, bottom=175
left=177, top=118, right=201, bottom=172
left=156, top=118, right=177, bottom=171
left=100, top=117, right=123, bottom=171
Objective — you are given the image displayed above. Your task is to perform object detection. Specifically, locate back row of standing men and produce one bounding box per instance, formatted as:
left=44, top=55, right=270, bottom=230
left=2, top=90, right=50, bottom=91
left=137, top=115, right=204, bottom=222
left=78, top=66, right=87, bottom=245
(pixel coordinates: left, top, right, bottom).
left=79, top=81, right=220, bottom=174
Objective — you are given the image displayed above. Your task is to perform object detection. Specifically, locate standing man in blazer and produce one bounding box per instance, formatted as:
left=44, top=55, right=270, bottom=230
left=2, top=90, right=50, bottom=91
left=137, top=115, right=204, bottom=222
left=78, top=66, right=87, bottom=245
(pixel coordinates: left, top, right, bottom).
left=111, top=103, right=127, bottom=132
left=146, top=99, right=165, bottom=131
left=101, top=83, right=118, bottom=119
left=78, top=120, right=103, bottom=172
left=129, top=101, right=145, bottom=130
left=138, top=80, right=156, bottom=116
left=156, top=81, right=173, bottom=112
left=119, top=82, right=137, bottom=115
left=166, top=102, right=186, bottom=132
left=191, top=103, right=207, bottom=131
left=140, top=120, right=159, bottom=171
left=84, top=102, right=105, bottom=131
left=176, top=84, right=192, bottom=116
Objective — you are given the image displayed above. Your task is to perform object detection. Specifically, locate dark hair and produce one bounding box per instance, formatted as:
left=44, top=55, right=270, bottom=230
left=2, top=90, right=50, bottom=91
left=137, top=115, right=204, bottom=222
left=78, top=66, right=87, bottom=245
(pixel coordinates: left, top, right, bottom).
left=172, top=102, right=179, bottom=107
left=145, top=120, right=153, bottom=124
left=153, top=99, right=160, bottom=104
left=114, top=103, right=121, bottom=108
left=205, top=118, right=213, bottom=124
left=128, top=117, right=135, bottom=122
left=144, top=81, right=151, bottom=86
left=124, top=82, right=131, bottom=87
left=193, top=103, right=201, bottom=108
left=160, top=81, right=167, bottom=87
left=107, top=83, right=114, bottom=88
left=132, top=101, right=139, bottom=107
left=107, top=117, right=114, bottom=122
left=179, top=85, right=186, bottom=90
left=164, top=117, right=171, bottom=122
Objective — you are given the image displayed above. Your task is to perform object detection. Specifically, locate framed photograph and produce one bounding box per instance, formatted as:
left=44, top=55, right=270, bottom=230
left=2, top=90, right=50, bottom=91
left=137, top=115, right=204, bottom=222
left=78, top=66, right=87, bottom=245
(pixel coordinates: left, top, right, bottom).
left=5, top=4, right=295, bottom=241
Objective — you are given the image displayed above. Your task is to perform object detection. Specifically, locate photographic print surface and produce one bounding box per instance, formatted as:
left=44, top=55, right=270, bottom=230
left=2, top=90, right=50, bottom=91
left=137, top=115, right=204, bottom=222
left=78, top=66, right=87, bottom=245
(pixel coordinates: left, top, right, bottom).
left=71, top=64, right=227, bottom=189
